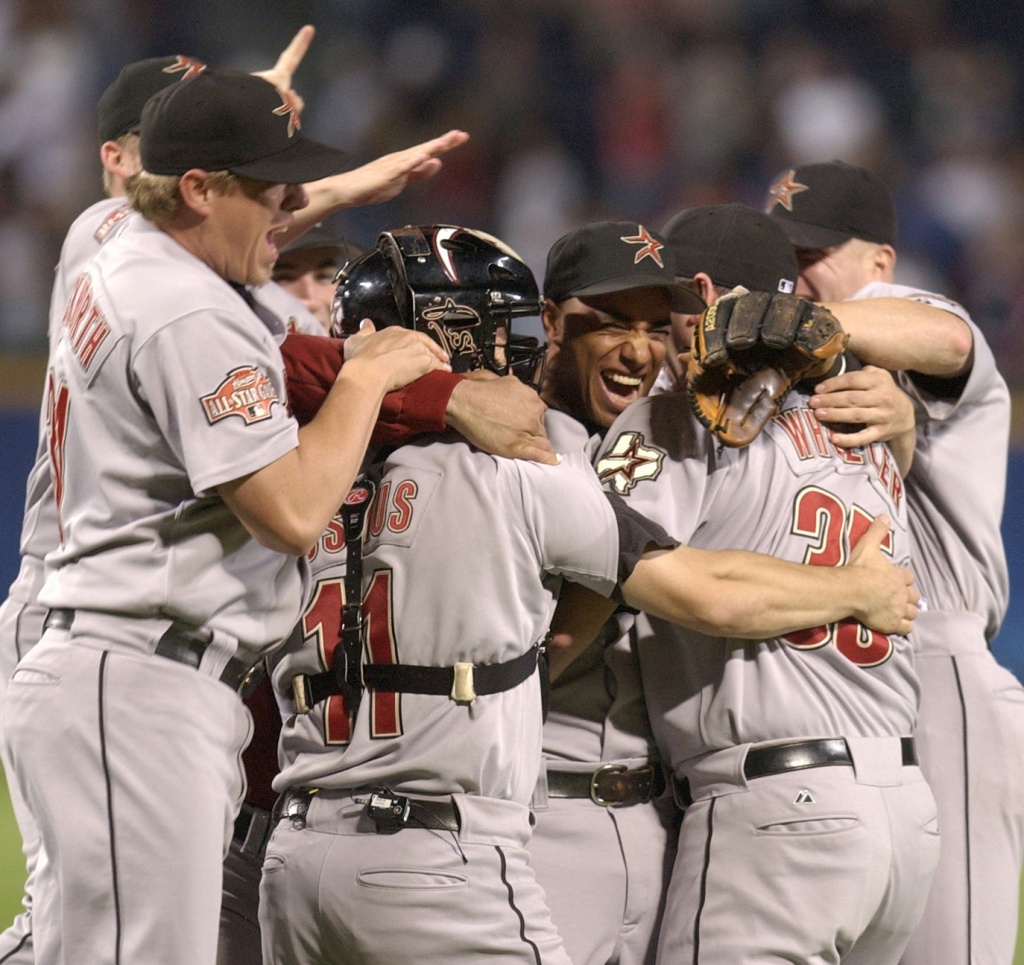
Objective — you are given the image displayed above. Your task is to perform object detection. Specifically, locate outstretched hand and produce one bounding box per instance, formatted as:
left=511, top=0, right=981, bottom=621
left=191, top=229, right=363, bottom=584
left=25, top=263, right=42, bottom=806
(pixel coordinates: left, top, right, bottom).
left=847, top=515, right=919, bottom=636
left=253, top=25, right=315, bottom=112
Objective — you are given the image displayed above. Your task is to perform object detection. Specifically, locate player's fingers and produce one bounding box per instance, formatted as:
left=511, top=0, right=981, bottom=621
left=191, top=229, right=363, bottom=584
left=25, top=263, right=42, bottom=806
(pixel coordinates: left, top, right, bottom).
left=515, top=437, right=560, bottom=466
left=826, top=426, right=882, bottom=449
left=269, top=25, right=314, bottom=81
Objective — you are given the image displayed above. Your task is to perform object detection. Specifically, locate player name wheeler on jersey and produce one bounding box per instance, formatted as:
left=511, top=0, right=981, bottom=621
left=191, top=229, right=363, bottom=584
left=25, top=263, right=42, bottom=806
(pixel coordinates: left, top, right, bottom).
left=271, top=430, right=621, bottom=803
left=594, top=384, right=919, bottom=769
left=39, top=215, right=308, bottom=660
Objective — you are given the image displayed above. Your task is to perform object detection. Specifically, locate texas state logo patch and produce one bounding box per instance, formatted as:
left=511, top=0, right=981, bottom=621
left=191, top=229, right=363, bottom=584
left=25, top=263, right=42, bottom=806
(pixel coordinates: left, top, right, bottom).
left=595, top=431, right=665, bottom=495
left=201, top=366, right=280, bottom=425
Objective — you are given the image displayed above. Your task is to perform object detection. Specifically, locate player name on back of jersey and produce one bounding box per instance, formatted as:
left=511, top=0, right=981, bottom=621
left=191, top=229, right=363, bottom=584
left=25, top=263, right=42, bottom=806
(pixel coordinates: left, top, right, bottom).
left=772, top=404, right=904, bottom=511
left=61, top=273, right=111, bottom=369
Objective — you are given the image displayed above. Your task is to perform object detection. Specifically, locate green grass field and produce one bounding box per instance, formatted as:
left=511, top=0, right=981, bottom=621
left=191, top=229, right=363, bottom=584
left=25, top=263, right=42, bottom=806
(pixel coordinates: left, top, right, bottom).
left=0, top=770, right=1022, bottom=959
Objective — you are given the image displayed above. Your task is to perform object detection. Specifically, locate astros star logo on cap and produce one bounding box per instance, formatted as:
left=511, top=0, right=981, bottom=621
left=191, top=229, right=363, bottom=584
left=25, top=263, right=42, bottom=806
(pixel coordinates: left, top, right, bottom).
left=162, top=55, right=206, bottom=80
left=765, top=170, right=810, bottom=213
left=619, top=225, right=665, bottom=267
left=272, top=90, right=302, bottom=137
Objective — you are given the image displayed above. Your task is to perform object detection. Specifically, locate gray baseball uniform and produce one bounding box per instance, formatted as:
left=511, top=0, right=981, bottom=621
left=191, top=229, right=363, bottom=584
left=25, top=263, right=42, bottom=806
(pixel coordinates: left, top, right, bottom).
left=261, top=420, right=623, bottom=965
left=0, top=196, right=133, bottom=965
left=527, top=407, right=677, bottom=965
left=0, top=192, right=324, bottom=965
left=843, top=283, right=1024, bottom=965
left=2, top=212, right=310, bottom=965
left=594, top=383, right=939, bottom=964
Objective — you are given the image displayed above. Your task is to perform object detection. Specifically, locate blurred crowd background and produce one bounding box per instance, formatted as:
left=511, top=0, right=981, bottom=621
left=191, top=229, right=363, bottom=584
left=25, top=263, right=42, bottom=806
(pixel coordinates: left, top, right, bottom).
left=1, top=0, right=1023, bottom=378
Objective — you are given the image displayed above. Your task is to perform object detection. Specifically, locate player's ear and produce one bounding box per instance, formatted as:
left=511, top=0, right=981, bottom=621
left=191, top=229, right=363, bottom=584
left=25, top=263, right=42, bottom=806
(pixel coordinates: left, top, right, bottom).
left=872, top=244, right=896, bottom=279
left=541, top=298, right=564, bottom=346
left=178, top=169, right=215, bottom=214
left=691, top=273, right=717, bottom=306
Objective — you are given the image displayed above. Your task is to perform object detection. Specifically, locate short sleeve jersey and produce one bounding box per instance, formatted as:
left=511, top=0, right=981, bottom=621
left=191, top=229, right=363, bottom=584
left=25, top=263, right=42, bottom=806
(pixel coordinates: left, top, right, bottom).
left=594, top=385, right=919, bottom=770
left=272, top=424, right=620, bottom=804
left=850, top=281, right=1009, bottom=639
left=39, top=215, right=306, bottom=658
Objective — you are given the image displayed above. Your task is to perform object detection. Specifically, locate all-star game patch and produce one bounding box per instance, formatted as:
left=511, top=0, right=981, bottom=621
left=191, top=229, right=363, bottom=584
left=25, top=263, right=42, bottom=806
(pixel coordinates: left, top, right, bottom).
left=201, top=365, right=280, bottom=425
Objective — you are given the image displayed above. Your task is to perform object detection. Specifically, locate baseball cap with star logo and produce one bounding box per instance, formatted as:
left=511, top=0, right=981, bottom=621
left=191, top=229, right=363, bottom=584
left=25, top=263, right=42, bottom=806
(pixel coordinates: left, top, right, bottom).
left=543, top=220, right=706, bottom=312
left=139, top=68, right=351, bottom=183
left=97, top=55, right=208, bottom=144
left=764, top=160, right=897, bottom=250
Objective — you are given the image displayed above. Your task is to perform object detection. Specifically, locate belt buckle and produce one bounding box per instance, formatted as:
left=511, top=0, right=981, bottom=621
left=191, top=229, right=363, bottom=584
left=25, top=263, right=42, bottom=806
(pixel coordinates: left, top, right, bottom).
left=590, top=763, right=627, bottom=807
left=236, top=663, right=264, bottom=698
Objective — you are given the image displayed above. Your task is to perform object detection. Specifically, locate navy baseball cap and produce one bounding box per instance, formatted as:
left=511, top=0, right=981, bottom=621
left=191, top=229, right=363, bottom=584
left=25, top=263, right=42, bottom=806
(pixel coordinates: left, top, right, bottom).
left=764, top=160, right=897, bottom=249
left=543, top=221, right=706, bottom=313
left=661, top=204, right=798, bottom=295
left=280, top=222, right=359, bottom=259
left=139, top=69, right=351, bottom=183
left=97, top=55, right=207, bottom=144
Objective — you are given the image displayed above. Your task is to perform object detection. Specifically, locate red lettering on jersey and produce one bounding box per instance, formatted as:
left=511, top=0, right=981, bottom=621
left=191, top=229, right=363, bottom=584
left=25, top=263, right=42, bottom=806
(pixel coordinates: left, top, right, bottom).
left=783, top=489, right=894, bottom=666
left=775, top=409, right=815, bottom=458
left=805, top=411, right=832, bottom=457
left=201, top=366, right=280, bottom=425
left=321, top=516, right=346, bottom=555
left=46, top=374, right=70, bottom=546
left=388, top=480, right=417, bottom=533
left=61, top=275, right=111, bottom=370
left=867, top=444, right=904, bottom=512
left=364, top=570, right=401, bottom=738
left=367, top=481, right=390, bottom=539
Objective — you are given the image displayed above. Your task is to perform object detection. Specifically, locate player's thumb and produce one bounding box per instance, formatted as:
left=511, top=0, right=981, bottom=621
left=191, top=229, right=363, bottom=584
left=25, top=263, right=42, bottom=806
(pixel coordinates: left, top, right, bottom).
left=855, top=515, right=891, bottom=558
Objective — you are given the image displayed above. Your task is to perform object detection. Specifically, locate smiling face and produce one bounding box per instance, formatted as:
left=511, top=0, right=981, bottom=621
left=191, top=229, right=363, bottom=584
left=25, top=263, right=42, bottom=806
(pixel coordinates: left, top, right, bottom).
left=541, top=286, right=672, bottom=431
left=205, top=175, right=308, bottom=287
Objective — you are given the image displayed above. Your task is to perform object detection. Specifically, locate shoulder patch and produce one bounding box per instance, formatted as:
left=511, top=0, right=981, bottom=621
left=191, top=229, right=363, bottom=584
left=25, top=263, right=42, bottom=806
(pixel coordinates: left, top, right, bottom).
left=595, top=431, right=665, bottom=494
left=201, top=366, right=280, bottom=425
left=94, top=204, right=133, bottom=245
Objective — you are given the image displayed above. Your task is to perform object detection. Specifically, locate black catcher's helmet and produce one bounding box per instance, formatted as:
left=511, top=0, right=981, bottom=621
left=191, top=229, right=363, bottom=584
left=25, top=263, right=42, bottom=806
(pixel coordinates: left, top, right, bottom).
left=331, top=225, right=544, bottom=379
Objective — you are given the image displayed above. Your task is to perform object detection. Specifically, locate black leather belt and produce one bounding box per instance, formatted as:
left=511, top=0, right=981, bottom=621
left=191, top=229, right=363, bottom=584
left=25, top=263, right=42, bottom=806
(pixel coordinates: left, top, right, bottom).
left=293, top=642, right=543, bottom=713
left=44, top=608, right=264, bottom=696
left=743, top=737, right=917, bottom=780
left=280, top=788, right=461, bottom=835
left=546, top=763, right=666, bottom=807
left=233, top=801, right=274, bottom=854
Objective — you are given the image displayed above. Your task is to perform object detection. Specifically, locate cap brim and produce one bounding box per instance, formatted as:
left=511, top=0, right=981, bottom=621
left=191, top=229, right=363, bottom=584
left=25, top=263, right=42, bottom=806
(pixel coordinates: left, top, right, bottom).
left=772, top=218, right=852, bottom=251
left=566, top=276, right=707, bottom=314
left=229, top=138, right=352, bottom=184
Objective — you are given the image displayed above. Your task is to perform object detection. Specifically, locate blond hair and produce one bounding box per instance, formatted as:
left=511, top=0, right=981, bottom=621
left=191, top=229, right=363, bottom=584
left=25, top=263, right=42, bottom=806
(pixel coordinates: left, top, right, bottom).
left=126, top=169, right=240, bottom=224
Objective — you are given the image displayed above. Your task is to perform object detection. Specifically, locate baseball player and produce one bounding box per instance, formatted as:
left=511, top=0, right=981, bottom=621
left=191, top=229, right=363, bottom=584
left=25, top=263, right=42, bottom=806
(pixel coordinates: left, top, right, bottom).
left=0, top=69, right=452, bottom=965
left=0, top=37, right=482, bottom=964
left=765, top=160, right=1024, bottom=965
left=589, top=202, right=940, bottom=964
left=526, top=221, right=704, bottom=965
left=272, top=224, right=362, bottom=332
left=260, top=223, right=919, bottom=965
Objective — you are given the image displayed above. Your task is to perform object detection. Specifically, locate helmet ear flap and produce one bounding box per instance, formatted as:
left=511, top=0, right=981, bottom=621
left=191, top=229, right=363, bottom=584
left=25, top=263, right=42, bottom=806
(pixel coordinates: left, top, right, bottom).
left=330, top=237, right=409, bottom=337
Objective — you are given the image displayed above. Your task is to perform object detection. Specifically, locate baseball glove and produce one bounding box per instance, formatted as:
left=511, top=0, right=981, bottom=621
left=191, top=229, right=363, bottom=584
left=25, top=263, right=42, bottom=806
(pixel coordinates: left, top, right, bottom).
left=687, top=290, right=849, bottom=447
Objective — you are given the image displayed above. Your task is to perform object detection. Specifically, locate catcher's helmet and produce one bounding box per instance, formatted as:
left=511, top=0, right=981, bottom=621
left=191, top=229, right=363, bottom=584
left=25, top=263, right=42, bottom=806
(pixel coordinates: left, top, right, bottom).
left=331, top=224, right=544, bottom=379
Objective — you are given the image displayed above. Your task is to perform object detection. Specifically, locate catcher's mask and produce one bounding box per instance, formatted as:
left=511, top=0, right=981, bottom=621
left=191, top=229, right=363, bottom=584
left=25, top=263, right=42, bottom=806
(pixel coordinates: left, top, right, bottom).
left=331, top=225, right=545, bottom=380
